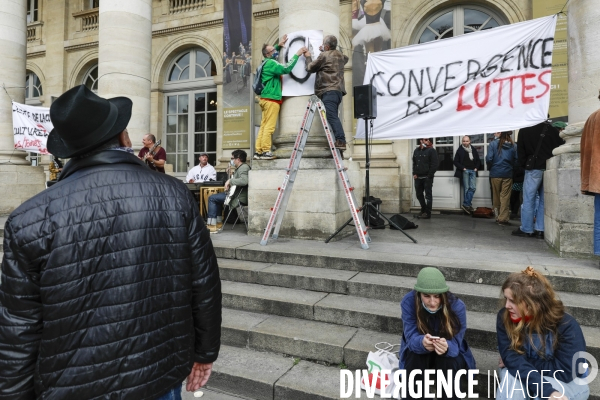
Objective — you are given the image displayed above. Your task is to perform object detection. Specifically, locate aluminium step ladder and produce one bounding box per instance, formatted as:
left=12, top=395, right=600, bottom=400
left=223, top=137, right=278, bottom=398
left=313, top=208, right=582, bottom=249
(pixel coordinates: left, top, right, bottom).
left=260, top=95, right=371, bottom=250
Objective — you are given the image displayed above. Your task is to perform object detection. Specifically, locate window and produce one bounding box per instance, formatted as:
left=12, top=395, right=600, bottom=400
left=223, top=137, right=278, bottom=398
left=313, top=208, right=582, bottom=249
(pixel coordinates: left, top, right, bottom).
left=168, top=49, right=217, bottom=82
left=164, top=48, right=218, bottom=176
left=416, top=5, right=503, bottom=44
left=83, top=65, right=99, bottom=93
left=88, top=0, right=99, bottom=8
left=27, top=0, right=39, bottom=23
left=25, top=71, right=43, bottom=102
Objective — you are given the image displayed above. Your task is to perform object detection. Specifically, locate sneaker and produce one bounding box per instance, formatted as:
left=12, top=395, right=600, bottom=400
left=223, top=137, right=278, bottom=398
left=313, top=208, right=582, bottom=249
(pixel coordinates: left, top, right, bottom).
left=261, top=152, right=276, bottom=160
left=335, top=140, right=347, bottom=150
left=497, top=220, right=512, bottom=226
left=253, top=152, right=262, bottom=160
left=512, top=228, right=533, bottom=237
left=461, top=205, right=472, bottom=215
left=468, top=206, right=475, bottom=213
left=420, top=213, right=431, bottom=219
left=534, top=230, right=545, bottom=239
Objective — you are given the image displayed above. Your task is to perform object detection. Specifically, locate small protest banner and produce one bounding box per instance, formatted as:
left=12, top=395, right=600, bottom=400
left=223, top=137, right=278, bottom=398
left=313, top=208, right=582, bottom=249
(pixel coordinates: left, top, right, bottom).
left=356, top=15, right=557, bottom=139
left=12, top=101, right=52, bottom=154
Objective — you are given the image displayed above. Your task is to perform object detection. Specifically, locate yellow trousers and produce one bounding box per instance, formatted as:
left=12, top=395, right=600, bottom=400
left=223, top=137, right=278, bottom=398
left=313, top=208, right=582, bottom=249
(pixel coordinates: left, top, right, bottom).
left=256, top=99, right=280, bottom=153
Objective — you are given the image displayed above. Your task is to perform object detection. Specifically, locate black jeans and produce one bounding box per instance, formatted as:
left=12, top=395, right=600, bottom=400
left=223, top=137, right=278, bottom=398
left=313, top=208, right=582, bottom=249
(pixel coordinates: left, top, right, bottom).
left=415, top=177, right=433, bottom=214
left=321, top=90, right=345, bottom=143
left=403, top=349, right=468, bottom=400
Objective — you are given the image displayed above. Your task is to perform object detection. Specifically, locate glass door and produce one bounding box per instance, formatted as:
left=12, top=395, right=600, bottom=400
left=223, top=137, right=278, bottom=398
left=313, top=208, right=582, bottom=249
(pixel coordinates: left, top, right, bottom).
left=165, top=89, right=217, bottom=178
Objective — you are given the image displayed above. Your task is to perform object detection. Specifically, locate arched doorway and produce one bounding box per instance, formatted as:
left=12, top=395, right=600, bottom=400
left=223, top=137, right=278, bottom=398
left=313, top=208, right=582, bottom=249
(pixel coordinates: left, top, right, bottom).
left=163, top=48, right=218, bottom=176
left=411, top=5, right=507, bottom=210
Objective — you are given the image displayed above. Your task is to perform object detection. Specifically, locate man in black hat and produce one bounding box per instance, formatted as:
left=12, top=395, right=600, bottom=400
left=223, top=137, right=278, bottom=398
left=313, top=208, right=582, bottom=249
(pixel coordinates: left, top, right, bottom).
left=0, top=85, right=222, bottom=399
left=186, top=152, right=216, bottom=183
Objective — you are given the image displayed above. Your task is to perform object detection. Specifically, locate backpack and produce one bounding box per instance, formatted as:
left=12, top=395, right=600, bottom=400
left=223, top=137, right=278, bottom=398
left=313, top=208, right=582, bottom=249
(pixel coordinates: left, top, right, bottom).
left=389, top=214, right=418, bottom=230
left=252, top=59, right=268, bottom=95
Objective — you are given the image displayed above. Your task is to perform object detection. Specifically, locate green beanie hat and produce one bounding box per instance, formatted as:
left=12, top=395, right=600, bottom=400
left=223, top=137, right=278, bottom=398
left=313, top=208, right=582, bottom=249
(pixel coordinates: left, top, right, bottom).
left=414, top=267, right=449, bottom=294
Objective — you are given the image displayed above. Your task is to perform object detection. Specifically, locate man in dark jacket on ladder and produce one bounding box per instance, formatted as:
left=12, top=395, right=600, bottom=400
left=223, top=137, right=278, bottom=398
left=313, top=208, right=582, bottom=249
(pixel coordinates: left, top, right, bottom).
left=0, top=85, right=222, bottom=400
left=413, top=138, right=439, bottom=219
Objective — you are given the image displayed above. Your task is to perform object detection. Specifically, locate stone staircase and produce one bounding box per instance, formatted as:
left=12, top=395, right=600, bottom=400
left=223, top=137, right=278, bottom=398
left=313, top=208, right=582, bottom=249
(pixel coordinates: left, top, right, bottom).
left=206, top=242, right=600, bottom=400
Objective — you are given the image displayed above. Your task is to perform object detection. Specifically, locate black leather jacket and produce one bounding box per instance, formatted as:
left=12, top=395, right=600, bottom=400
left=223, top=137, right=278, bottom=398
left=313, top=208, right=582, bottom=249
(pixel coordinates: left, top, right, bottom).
left=0, top=150, right=221, bottom=400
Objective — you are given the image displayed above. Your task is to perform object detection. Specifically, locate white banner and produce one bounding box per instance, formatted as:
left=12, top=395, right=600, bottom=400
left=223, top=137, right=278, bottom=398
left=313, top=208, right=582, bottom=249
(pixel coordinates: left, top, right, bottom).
left=356, top=15, right=557, bottom=139
left=12, top=102, right=52, bottom=154
left=281, top=30, right=323, bottom=97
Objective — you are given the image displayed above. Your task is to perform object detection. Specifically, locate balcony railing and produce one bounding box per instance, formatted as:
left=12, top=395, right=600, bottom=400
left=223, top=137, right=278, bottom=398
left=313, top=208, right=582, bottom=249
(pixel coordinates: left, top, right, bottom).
left=73, top=8, right=99, bottom=32
left=27, top=21, right=43, bottom=42
left=169, top=0, right=208, bottom=14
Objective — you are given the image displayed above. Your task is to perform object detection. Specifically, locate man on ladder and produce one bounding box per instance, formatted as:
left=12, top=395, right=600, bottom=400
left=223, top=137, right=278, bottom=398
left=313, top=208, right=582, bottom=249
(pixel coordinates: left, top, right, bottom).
left=303, top=35, right=349, bottom=151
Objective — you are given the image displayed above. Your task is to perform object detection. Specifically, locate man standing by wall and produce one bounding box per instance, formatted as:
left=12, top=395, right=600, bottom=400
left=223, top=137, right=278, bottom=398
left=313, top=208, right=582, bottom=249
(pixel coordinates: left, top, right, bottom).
left=254, top=35, right=307, bottom=160
left=413, top=138, right=438, bottom=219
left=0, top=86, right=222, bottom=399
left=580, top=93, right=600, bottom=255
left=304, top=35, right=349, bottom=150
left=512, top=121, right=564, bottom=238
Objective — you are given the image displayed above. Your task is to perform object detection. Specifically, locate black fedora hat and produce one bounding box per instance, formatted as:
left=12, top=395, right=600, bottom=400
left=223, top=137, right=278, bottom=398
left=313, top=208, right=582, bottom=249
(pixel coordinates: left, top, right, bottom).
left=47, top=85, right=132, bottom=158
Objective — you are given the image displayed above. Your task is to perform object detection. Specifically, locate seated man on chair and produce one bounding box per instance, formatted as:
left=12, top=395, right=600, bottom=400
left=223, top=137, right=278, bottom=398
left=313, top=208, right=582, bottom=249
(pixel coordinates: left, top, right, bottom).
left=186, top=152, right=217, bottom=183
left=207, top=149, right=250, bottom=229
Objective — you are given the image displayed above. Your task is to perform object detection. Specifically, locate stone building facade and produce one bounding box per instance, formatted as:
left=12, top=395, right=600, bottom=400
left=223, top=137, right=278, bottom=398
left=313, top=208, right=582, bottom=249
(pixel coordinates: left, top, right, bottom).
left=1, top=0, right=597, bottom=256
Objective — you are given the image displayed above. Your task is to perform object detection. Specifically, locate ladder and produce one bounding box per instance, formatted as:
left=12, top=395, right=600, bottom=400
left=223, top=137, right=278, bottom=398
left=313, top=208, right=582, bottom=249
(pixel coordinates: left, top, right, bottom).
left=260, top=95, right=371, bottom=250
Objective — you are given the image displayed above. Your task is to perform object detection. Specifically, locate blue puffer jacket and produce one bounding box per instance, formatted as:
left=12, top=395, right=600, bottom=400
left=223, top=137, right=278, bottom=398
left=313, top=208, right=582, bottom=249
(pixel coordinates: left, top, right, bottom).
left=486, top=140, right=518, bottom=178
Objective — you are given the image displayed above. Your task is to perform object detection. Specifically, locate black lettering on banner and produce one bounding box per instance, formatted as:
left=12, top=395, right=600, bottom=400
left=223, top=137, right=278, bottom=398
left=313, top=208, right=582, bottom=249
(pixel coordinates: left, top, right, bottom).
left=431, top=93, right=448, bottom=111
left=541, top=37, right=554, bottom=68
left=370, top=72, right=385, bottom=96
left=401, top=92, right=448, bottom=120
left=387, top=71, right=406, bottom=96
left=408, top=69, right=424, bottom=97
left=500, top=46, right=519, bottom=73
left=405, top=101, right=422, bottom=118
left=529, top=39, right=543, bottom=69
left=480, top=54, right=503, bottom=78
left=284, top=36, right=311, bottom=83
left=444, top=61, right=462, bottom=91
left=518, top=41, right=531, bottom=70
left=426, top=67, right=444, bottom=92
left=465, top=60, right=481, bottom=83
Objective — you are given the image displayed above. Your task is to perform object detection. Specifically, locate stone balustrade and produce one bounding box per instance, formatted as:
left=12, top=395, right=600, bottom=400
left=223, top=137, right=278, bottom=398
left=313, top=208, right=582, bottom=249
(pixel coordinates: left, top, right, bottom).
left=27, top=21, right=43, bottom=42
left=73, top=8, right=99, bottom=32
left=169, top=0, right=208, bottom=14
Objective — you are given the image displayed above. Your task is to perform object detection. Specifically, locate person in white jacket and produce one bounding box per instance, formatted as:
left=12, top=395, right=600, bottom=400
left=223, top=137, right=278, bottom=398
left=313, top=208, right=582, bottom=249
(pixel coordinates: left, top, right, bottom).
left=186, top=153, right=217, bottom=183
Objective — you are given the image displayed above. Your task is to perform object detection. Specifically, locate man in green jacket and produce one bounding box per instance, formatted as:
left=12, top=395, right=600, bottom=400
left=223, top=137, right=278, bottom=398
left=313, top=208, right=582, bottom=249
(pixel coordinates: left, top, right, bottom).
left=254, top=35, right=307, bottom=160
left=207, top=149, right=251, bottom=229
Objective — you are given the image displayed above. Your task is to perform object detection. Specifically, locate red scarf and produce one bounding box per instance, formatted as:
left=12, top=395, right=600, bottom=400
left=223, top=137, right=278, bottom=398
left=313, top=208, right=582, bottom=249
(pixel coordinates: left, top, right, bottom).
left=510, top=314, right=532, bottom=323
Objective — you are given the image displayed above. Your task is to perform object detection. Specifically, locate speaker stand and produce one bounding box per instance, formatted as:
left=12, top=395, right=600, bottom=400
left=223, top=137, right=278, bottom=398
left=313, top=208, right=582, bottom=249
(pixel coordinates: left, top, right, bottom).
left=326, top=119, right=417, bottom=244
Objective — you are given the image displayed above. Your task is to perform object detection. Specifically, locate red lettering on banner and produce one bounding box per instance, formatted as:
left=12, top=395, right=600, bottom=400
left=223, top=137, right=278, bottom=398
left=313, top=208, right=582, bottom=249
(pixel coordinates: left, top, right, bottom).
left=474, top=82, right=491, bottom=108
left=456, top=86, right=473, bottom=111
left=536, top=70, right=551, bottom=98
left=519, top=73, right=536, bottom=104
left=456, top=70, right=552, bottom=112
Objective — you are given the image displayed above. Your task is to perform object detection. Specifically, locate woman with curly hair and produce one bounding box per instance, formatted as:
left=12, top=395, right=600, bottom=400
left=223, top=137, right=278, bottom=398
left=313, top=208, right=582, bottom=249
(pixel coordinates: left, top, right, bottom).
left=496, top=267, right=590, bottom=400
left=400, top=267, right=475, bottom=400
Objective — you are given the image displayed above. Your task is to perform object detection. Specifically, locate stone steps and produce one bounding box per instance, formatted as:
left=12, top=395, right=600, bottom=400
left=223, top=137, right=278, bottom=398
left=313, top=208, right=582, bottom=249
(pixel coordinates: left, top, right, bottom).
left=216, top=243, right=600, bottom=296
left=219, top=259, right=600, bottom=328
left=221, top=280, right=600, bottom=362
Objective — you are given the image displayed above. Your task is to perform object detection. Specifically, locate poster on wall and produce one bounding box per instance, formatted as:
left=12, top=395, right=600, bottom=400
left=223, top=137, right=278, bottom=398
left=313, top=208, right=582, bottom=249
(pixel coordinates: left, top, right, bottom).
left=533, top=0, right=568, bottom=120
left=222, top=0, right=252, bottom=149
left=352, top=0, right=392, bottom=88
left=355, top=16, right=557, bottom=140
left=12, top=102, right=52, bottom=154
left=281, top=30, right=323, bottom=97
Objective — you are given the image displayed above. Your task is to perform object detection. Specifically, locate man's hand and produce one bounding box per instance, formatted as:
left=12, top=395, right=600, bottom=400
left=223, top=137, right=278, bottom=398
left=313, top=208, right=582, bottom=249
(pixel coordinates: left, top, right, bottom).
left=498, top=356, right=505, bottom=368
left=225, top=179, right=230, bottom=190
left=413, top=174, right=418, bottom=179
left=279, top=34, right=288, bottom=47
left=146, top=154, right=154, bottom=162
left=422, top=334, right=435, bottom=352
left=186, top=362, right=213, bottom=392
left=432, top=337, right=448, bottom=355
left=296, top=46, right=308, bottom=56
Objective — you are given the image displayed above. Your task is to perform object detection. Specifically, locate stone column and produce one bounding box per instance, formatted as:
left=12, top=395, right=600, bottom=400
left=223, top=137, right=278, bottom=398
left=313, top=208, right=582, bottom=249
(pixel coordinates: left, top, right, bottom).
left=98, top=0, right=152, bottom=151
left=544, top=0, right=600, bottom=257
left=0, top=0, right=46, bottom=215
left=248, top=1, right=363, bottom=240
left=272, top=0, right=338, bottom=159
